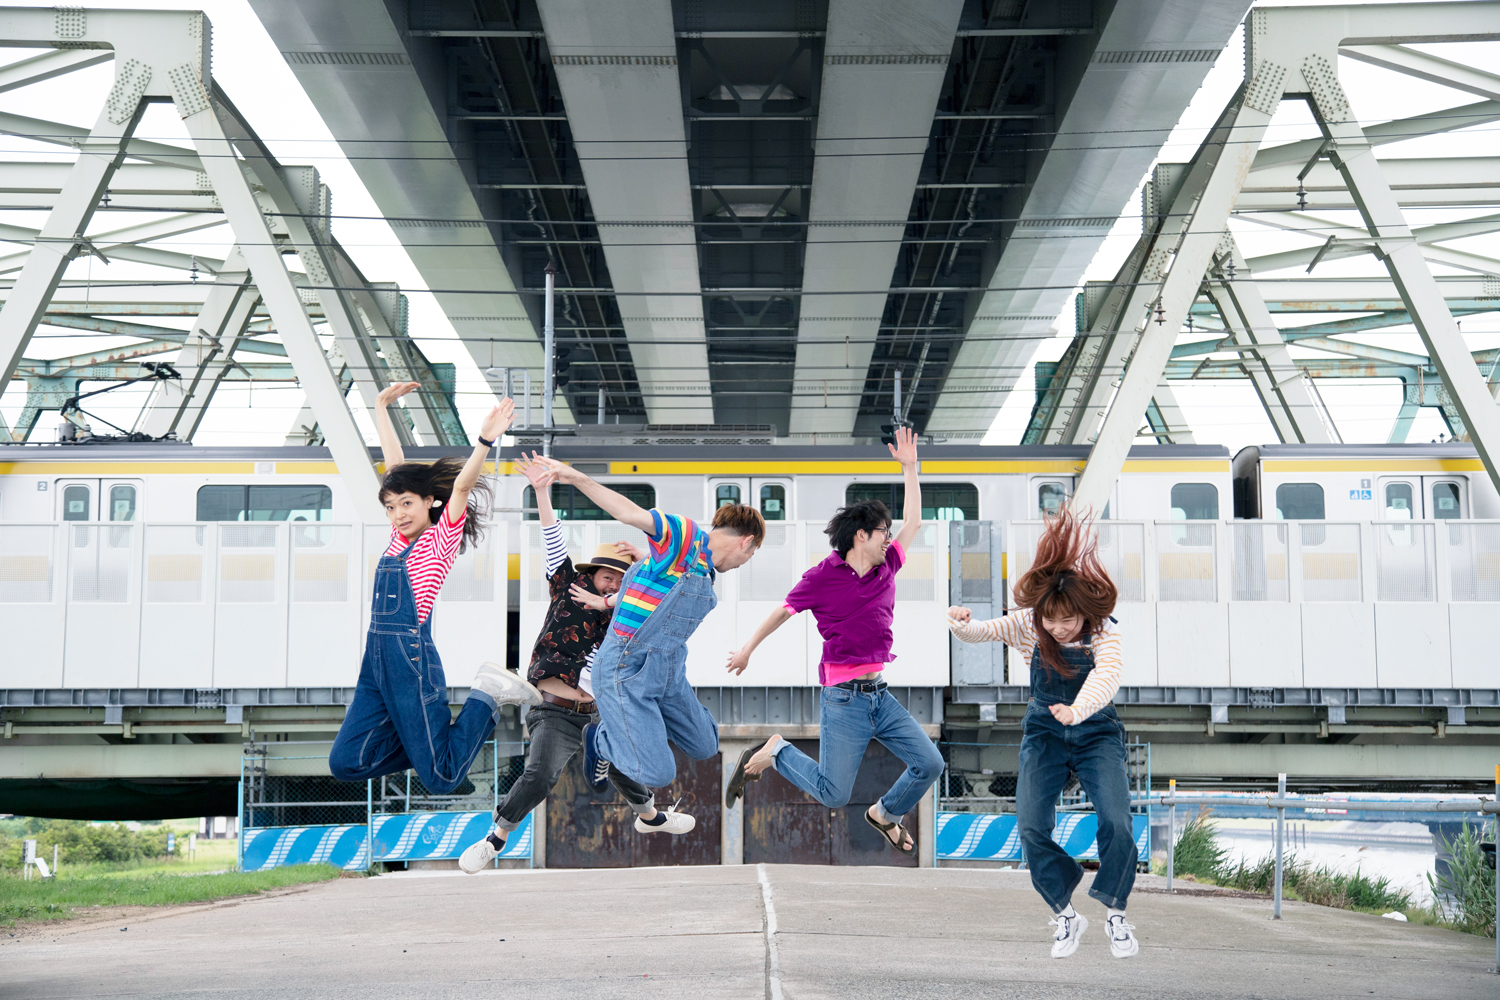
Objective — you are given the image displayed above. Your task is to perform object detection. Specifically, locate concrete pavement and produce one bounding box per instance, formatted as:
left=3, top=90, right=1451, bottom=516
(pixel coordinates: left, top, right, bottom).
left=1, top=865, right=1494, bottom=998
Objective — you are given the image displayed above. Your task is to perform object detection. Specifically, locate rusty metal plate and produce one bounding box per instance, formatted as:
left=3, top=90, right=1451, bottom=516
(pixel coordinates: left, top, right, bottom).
left=547, top=744, right=721, bottom=868
left=744, top=739, right=919, bottom=867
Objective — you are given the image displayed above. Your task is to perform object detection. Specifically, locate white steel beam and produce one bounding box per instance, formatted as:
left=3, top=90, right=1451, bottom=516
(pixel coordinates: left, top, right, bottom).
left=535, top=0, right=713, bottom=424
left=186, top=95, right=383, bottom=520
left=0, top=212, right=225, bottom=275
left=137, top=248, right=259, bottom=441
left=0, top=111, right=203, bottom=171
left=1073, top=85, right=1272, bottom=514
left=0, top=49, right=112, bottom=93
left=1340, top=43, right=1500, bottom=102
left=1240, top=156, right=1500, bottom=211
left=786, top=0, right=965, bottom=438
left=1250, top=99, right=1500, bottom=172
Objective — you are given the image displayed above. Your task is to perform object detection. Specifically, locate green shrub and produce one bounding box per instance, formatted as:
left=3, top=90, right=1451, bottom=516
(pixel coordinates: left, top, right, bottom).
left=1171, top=808, right=1229, bottom=881
left=0, top=819, right=172, bottom=870
left=1428, top=821, right=1496, bottom=938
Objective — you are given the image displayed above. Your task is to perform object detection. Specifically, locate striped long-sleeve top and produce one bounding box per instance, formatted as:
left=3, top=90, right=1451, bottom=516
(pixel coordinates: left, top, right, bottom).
left=384, top=508, right=465, bottom=624
left=947, top=608, right=1123, bottom=723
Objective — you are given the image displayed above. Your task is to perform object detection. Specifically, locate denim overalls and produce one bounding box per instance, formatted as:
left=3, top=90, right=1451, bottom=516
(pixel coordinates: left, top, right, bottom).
left=590, top=562, right=721, bottom=788
left=328, top=535, right=498, bottom=795
left=1015, top=626, right=1136, bottom=912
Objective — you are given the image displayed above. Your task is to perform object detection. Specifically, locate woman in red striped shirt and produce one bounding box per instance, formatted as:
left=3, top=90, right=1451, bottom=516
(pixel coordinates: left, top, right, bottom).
left=329, top=382, right=542, bottom=794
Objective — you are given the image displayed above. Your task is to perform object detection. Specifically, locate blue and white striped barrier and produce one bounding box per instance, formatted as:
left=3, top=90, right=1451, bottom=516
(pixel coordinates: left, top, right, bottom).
left=936, top=812, right=1149, bottom=862
left=241, top=824, right=370, bottom=871
left=241, top=813, right=532, bottom=871
left=371, top=812, right=531, bottom=862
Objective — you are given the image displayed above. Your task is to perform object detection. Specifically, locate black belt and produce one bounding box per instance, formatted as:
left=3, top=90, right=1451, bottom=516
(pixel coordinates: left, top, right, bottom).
left=834, top=679, right=887, bottom=693
left=541, top=691, right=597, bottom=713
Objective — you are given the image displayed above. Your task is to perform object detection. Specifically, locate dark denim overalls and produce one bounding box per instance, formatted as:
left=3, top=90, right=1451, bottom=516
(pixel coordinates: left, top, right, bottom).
left=328, top=535, right=497, bottom=795
left=1015, top=626, right=1136, bottom=912
left=590, top=561, right=721, bottom=788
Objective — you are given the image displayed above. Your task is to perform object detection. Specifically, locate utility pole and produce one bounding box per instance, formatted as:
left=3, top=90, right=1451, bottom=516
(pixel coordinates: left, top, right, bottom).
left=542, top=261, right=556, bottom=457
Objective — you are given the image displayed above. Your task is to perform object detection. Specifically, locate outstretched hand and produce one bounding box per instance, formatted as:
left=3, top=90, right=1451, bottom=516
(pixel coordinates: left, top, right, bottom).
left=515, top=451, right=555, bottom=489
left=947, top=605, right=972, bottom=624
left=613, top=540, right=646, bottom=563
left=478, top=398, right=515, bottom=442
left=377, top=382, right=421, bottom=407
left=527, top=454, right=583, bottom=484
left=725, top=647, right=752, bottom=676
left=888, top=424, right=918, bottom=467
left=1048, top=703, right=1077, bottom=725
left=569, top=582, right=610, bottom=611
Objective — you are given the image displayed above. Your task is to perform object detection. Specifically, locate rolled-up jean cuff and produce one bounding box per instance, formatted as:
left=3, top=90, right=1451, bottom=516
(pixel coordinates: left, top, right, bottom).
left=766, top=734, right=790, bottom=764
left=495, top=812, right=526, bottom=833
left=624, top=795, right=656, bottom=815
left=872, top=798, right=900, bottom=826
left=1087, top=885, right=1129, bottom=911
left=465, top=688, right=499, bottom=719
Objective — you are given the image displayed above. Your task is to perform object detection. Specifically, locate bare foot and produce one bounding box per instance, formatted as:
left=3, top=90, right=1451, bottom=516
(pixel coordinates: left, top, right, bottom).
left=744, top=734, right=783, bottom=776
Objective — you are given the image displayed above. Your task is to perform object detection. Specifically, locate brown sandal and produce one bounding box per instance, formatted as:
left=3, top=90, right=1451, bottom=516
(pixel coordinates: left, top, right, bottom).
left=864, top=807, right=916, bottom=856
left=724, top=746, right=762, bottom=808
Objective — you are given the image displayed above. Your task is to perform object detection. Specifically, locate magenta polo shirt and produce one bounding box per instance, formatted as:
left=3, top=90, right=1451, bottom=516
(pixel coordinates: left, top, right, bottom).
left=783, top=540, right=906, bottom=686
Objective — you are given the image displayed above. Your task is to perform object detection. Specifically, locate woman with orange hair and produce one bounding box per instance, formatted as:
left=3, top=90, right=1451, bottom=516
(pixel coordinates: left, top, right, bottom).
left=948, top=506, right=1138, bottom=961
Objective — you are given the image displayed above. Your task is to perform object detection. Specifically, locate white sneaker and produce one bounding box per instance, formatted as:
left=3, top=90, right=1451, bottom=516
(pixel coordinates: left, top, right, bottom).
left=459, top=834, right=503, bottom=874
left=1107, top=914, right=1139, bottom=958
left=635, top=804, right=695, bottom=835
left=471, top=662, right=542, bottom=707
left=1049, top=911, right=1088, bottom=959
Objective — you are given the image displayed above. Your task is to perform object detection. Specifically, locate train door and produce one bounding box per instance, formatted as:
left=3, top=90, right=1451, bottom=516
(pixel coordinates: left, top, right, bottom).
left=1377, top=476, right=1466, bottom=519
left=1425, top=477, right=1466, bottom=520
left=55, top=479, right=142, bottom=522
left=708, top=478, right=793, bottom=522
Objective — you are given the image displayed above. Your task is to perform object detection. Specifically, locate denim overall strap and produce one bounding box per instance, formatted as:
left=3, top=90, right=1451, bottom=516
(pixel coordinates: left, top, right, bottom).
left=1029, top=632, right=1094, bottom=707
left=369, top=532, right=432, bottom=639
left=621, top=563, right=718, bottom=651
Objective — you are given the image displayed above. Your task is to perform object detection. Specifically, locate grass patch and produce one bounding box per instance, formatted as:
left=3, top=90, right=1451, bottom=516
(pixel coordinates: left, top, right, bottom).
left=1158, top=808, right=1416, bottom=916
left=1428, top=822, right=1496, bottom=938
left=0, top=865, right=343, bottom=927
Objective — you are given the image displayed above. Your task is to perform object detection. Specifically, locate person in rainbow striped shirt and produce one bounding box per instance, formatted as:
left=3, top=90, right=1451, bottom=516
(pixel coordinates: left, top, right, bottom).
left=527, top=456, right=765, bottom=797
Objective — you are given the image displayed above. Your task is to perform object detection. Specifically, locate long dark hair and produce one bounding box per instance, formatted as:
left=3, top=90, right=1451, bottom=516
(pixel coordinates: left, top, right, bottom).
left=378, top=457, right=491, bottom=552
left=1012, top=504, right=1117, bottom=678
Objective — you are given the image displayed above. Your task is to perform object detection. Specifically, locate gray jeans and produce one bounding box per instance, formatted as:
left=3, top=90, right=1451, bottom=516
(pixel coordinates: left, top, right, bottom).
left=495, top=702, right=655, bottom=830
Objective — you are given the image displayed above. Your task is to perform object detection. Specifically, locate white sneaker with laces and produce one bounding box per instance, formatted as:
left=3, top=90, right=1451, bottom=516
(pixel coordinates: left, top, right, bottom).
left=1049, top=911, right=1088, bottom=959
left=458, top=834, right=503, bottom=874
left=1107, top=914, right=1139, bottom=958
left=635, top=802, right=696, bottom=835
left=471, top=662, right=543, bottom=707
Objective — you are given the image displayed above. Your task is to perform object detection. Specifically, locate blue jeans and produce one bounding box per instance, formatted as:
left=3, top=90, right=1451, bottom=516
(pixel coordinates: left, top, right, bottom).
left=592, top=572, right=720, bottom=788
left=1016, top=702, right=1136, bottom=911
left=773, top=685, right=944, bottom=821
left=328, top=547, right=498, bottom=795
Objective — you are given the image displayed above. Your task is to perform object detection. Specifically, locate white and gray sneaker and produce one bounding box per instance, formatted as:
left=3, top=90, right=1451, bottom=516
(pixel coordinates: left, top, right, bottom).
left=459, top=832, right=505, bottom=874
left=471, top=662, right=543, bottom=707
left=1049, top=911, right=1088, bottom=959
left=635, top=803, right=696, bottom=835
left=1106, top=914, right=1139, bottom=958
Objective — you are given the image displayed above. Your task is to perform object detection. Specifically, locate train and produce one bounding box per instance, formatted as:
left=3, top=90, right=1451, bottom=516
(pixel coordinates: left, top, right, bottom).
left=2, top=440, right=1495, bottom=544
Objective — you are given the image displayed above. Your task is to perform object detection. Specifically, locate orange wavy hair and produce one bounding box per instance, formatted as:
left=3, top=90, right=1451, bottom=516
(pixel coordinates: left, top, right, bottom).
left=1012, top=505, right=1117, bottom=678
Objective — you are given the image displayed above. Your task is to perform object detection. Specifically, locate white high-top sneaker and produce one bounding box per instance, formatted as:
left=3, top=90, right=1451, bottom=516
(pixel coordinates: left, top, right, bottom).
left=471, top=662, right=542, bottom=707
left=1049, top=911, right=1088, bottom=959
left=1106, top=913, right=1139, bottom=958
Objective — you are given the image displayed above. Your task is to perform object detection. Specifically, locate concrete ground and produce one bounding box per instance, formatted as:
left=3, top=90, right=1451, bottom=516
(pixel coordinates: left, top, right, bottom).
left=2, top=866, right=1494, bottom=999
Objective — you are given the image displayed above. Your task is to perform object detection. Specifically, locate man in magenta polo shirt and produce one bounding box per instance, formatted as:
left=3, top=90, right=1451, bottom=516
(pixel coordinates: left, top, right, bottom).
left=722, top=427, right=944, bottom=854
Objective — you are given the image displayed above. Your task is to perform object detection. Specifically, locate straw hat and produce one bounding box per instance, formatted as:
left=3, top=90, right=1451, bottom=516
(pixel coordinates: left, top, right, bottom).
left=576, top=543, right=638, bottom=574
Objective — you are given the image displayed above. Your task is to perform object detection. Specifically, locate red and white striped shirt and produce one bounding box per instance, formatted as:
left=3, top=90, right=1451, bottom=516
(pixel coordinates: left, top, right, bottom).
left=384, top=508, right=465, bottom=623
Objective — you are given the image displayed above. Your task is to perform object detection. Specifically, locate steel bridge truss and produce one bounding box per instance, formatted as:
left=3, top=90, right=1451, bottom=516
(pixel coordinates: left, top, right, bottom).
left=1025, top=4, right=1500, bottom=512
left=0, top=13, right=464, bottom=488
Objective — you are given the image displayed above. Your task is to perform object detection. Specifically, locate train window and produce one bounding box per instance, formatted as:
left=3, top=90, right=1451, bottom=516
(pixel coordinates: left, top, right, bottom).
left=1432, top=482, right=1461, bottom=519
left=1274, top=483, right=1325, bottom=520
left=197, top=485, right=333, bottom=521
left=523, top=484, right=656, bottom=521
left=759, top=484, right=786, bottom=521
left=1384, top=483, right=1413, bottom=520
left=844, top=483, right=978, bottom=520
left=715, top=484, right=741, bottom=508
left=1170, top=483, right=1218, bottom=520
left=1037, top=483, right=1067, bottom=517
left=109, top=485, right=136, bottom=522
left=62, top=484, right=90, bottom=521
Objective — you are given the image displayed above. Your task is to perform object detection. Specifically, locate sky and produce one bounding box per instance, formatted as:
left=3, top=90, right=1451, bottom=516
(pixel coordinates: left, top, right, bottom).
left=1, top=0, right=1495, bottom=451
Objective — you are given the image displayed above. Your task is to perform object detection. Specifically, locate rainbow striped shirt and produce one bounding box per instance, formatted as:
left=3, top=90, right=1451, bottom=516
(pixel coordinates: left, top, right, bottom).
left=611, top=510, right=712, bottom=639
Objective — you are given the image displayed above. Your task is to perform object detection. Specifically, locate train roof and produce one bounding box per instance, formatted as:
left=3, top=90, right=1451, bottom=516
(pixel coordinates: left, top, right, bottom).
left=1236, top=442, right=1480, bottom=461
left=0, top=441, right=1232, bottom=463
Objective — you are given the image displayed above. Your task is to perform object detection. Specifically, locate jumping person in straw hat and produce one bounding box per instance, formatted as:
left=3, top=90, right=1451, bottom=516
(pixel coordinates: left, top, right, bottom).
left=460, top=453, right=693, bottom=873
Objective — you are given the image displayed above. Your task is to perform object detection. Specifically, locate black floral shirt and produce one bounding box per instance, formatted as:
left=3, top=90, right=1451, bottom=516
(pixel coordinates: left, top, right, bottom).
left=527, top=552, right=612, bottom=689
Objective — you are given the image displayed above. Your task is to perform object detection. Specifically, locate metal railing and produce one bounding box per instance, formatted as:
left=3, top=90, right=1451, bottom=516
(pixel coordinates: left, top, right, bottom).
left=1147, top=768, right=1499, bottom=969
